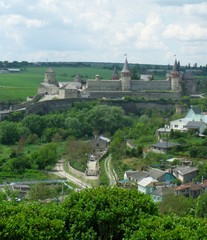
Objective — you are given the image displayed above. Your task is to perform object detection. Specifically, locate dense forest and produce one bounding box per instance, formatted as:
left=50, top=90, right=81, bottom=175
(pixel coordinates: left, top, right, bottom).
left=1, top=99, right=207, bottom=182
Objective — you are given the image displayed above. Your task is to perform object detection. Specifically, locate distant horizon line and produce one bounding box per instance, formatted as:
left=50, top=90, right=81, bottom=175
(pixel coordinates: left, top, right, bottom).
left=0, top=60, right=204, bottom=67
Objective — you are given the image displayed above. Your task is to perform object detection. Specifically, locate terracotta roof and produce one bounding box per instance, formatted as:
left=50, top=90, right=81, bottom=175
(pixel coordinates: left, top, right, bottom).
left=200, top=180, right=207, bottom=188
left=174, top=182, right=202, bottom=191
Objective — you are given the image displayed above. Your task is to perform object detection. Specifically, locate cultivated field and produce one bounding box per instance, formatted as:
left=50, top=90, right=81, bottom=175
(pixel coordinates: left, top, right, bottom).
left=0, top=66, right=112, bottom=102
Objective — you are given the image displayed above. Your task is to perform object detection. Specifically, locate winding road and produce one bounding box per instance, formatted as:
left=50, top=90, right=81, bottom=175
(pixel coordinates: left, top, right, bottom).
left=53, top=154, right=117, bottom=189
left=53, top=160, right=91, bottom=189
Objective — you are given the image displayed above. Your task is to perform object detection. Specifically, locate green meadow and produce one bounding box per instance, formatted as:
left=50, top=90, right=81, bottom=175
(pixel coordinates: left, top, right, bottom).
left=0, top=66, right=112, bottom=102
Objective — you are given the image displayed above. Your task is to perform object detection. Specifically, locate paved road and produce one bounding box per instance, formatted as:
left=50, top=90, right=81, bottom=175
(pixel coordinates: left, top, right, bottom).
left=53, top=160, right=91, bottom=189
left=104, top=154, right=117, bottom=186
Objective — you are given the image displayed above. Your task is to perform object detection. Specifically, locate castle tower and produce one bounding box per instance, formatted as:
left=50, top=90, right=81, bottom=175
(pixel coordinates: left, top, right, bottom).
left=170, top=59, right=181, bottom=92
left=112, top=65, right=119, bottom=80
left=44, top=68, right=58, bottom=86
left=121, top=58, right=131, bottom=91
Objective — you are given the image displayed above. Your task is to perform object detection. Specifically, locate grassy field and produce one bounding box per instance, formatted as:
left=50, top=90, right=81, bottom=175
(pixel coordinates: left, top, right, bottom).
left=0, top=66, right=113, bottom=102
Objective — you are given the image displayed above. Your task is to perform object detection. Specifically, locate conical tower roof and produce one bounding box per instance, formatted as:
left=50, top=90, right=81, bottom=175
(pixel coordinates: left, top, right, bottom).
left=121, top=58, right=130, bottom=73
left=112, top=65, right=119, bottom=80
left=173, top=59, right=179, bottom=72
left=113, top=65, right=118, bottom=75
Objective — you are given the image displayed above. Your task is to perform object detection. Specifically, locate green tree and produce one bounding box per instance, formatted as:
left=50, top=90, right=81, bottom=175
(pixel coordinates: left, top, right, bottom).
left=195, top=192, right=207, bottom=218
left=0, top=191, right=7, bottom=202
left=65, top=117, right=82, bottom=137
left=129, top=215, right=207, bottom=240
left=41, top=127, right=65, bottom=142
left=62, top=187, right=158, bottom=240
left=30, top=143, right=58, bottom=169
left=88, top=105, right=131, bottom=134
left=43, top=113, right=65, bottom=128
left=9, top=156, right=31, bottom=174
left=65, top=139, right=92, bottom=171
left=22, top=114, right=46, bottom=137
left=0, top=121, right=20, bottom=145
left=159, top=194, right=195, bottom=216
left=0, top=201, right=67, bottom=239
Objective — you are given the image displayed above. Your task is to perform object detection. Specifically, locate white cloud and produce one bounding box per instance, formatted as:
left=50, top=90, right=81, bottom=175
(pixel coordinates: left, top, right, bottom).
left=163, top=24, right=207, bottom=41
left=0, top=0, right=206, bottom=65
left=0, top=14, right=47, bottom=28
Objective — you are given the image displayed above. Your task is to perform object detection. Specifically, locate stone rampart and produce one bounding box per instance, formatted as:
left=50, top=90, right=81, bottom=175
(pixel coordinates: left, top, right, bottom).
left=131, top=80, right=171, bottom=91
left=86, top=80, right=121, bottom=91
left=26, top=98, right=93, bottom=114
left=86, top=90, right=180, bottom=100
left=25, top=97, right=175, bottom=115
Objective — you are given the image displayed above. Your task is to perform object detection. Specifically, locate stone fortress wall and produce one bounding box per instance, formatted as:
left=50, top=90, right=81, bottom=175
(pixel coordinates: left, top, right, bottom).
left=86, top=79, right=121, bottom=91
left=86, top=90, right=180, bottom=100
left=36, top=57, right=196, bottom=102
left=130, top=80, right=171, bottom=91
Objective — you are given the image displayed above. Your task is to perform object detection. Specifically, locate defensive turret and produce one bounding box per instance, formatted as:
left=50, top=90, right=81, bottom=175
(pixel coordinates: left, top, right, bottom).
left=170, top=59, right=181, bottom=92
left=44, top=68, right=58, bottom=86
left=112, top=65, right=119, bottom=80
left=121, top=58, right=131, bottom=91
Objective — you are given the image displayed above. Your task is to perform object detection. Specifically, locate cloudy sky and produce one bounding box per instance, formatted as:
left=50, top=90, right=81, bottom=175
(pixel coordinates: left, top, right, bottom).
left=0, top=0, right=207, bottom=66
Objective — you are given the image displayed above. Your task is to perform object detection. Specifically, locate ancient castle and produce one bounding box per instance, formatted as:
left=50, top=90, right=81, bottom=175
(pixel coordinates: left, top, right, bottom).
left=36, top=58, right=197, bottom=101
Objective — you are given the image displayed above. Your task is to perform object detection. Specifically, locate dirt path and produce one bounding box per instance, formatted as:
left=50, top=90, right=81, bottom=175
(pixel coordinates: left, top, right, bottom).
left=104, top=154, right=117, bottom=186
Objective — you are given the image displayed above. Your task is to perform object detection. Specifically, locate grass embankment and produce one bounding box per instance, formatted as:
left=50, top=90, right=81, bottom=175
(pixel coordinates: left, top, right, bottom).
left=0, top=142, right=67, bottom=183
left=99, top=158, right=110, bottom=186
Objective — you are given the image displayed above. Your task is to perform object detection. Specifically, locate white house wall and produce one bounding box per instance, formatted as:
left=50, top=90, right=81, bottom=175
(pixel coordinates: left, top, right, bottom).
left=170, top=118, right=189, bottom=131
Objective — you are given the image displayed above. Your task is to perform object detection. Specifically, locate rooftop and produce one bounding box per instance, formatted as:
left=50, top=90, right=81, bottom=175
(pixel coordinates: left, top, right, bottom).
left=151, top=141, right=180, bottom=149
left=173, top=166, right=198, bottom=175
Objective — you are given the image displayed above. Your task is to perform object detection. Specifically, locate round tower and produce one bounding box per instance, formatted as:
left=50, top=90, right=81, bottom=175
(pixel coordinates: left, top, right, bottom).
left=170, top=59, right=181, bottom=91
left=44, top=68, right=58, bottom=86
left=121, top=58, right=131, bottom=91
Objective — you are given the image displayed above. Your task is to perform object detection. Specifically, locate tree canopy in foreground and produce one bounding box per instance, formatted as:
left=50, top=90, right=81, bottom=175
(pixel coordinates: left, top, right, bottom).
left=1, top=187, right=207, bottom=239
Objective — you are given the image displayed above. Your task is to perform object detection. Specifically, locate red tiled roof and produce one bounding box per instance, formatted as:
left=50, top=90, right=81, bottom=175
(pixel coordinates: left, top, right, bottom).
left=175, top=182, right=202, bottom=191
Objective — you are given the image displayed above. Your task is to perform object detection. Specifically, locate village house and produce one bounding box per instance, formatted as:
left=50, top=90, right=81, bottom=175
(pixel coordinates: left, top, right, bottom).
left=138, top=177, right=158, bottom=194
left=151, top=186, right=174, bottom=202
left=172, top=166, right=198, bottom=183
left=149, top=141, right=180, bottom=154
left=174, top=182, right=203, bottom=198
left=124, top=167, right=176, bottom=184
left=157, top=106, right=207, bottom=140
left=184, top=121, right=207, bottom=135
